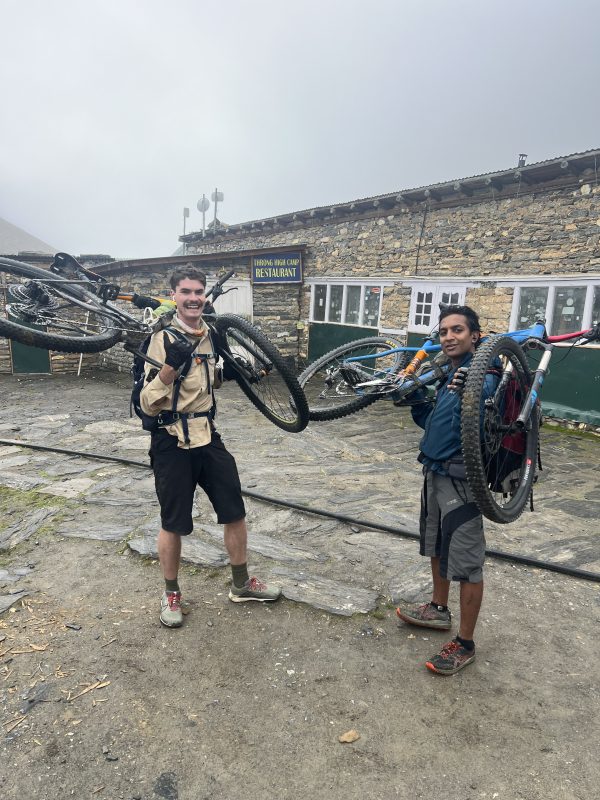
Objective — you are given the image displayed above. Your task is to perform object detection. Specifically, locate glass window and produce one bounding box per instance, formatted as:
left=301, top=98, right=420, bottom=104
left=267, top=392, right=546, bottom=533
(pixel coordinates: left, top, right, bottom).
left=313, top=285, right=327, bottom=322
left=551, top=286, right=586, bottom=335
left=414, top=290, right=433, bottom=327
left=328, top=285, right=343, bottom=323
left=363, top=286, right=381, bottom=327
left=440, top=290, right=460, bottom=306
left=592, top=286, right=600, bottom=325
left=517, top=287, right=548, bottom=330
left=345, top=285, right=361, bottom=325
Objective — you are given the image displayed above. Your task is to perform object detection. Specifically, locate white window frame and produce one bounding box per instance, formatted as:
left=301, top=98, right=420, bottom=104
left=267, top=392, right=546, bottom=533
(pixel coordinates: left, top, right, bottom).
left=505, top=278, right=600, bottom=339
left=407, top=283, right=469, bottom=333
left=308, top=278, right=393, bottom=329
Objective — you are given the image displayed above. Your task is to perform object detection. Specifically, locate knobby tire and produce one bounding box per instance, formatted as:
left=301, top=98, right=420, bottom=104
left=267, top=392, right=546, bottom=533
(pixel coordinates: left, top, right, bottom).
left=0, top=257, right=121, bottom=353
left=461, top=335, right=539, bottom=524
left=213, top=314, right=309, bottom=433
left=299, top=336, right=408, bottom=421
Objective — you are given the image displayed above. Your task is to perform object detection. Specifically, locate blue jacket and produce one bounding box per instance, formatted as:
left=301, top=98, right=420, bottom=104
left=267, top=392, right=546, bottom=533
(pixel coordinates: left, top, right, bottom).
left=411, top=352, right=496, bottom=474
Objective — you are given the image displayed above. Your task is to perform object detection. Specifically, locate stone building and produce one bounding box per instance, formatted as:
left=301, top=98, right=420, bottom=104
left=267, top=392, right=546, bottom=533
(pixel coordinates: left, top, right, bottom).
left=2, top=149, right=599, bottom=424
left=176, top=148, right=600, bottom=425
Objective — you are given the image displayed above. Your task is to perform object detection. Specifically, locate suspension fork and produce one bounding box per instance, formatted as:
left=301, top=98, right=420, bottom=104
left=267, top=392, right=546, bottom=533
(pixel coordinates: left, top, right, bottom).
left=516, top=342, right=553, bottom=428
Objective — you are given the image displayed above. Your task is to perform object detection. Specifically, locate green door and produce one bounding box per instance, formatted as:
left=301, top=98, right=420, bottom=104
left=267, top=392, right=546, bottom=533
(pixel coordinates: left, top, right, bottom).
left=6, top=288, right=51, bottom=374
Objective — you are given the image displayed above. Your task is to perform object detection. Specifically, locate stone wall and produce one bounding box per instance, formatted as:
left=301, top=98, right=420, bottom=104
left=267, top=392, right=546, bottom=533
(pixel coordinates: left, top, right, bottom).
left=184, top=183, right=600, bottom=348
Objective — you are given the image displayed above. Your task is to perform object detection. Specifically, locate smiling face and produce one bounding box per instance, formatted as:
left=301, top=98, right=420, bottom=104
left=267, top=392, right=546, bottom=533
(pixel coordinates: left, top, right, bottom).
left=171, top=278, right=206, bottom=328
left=439, top=313, right=480, bottom=366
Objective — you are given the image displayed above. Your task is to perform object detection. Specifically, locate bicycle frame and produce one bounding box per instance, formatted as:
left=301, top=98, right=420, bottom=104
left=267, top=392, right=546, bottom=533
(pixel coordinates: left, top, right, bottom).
left=335, top=320, right=599, bottom=426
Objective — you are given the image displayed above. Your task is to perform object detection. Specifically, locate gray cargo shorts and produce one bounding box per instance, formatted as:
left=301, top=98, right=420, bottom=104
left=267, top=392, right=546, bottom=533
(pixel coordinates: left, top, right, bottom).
left=419, top=468, right=485, bottom=583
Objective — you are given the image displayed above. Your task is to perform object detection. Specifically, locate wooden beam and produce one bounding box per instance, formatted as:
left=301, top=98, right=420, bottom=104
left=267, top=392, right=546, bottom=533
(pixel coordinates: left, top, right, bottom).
left=513, top=170, right=531, bottom=185
left=561, top=159, right=582, bottom=176
left=453, top=181, right=473, bottom=197
left=484, top=176, right=503, bottom=192
left=375, top=197, right=397, bottom=209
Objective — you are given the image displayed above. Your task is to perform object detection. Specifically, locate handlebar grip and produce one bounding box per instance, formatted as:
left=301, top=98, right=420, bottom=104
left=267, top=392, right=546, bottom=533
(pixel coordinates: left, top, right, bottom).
left=130, top=293, right=162, bottom=310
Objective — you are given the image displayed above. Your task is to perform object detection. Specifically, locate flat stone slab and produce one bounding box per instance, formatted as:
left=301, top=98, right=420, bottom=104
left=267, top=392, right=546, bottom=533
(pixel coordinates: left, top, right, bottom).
left=128, top=534, right=229, bottom=567
left=0, top=566, right=34, bottom=584
left=0, top=591, right=29, bottom=615
left=116, top=437, right=151, bottom=451
left=0, top=445, right=24, bottom=457
left=39, top=477, right=96, bottom=498
left=0, top=473, right=46, bottom=491
left=197, top=523, right=327, bottom=563
left=55, top=520, right=131, bottom=541
left=271, top=567, right=379, bottom=615
left=84, top=421, right=141, bottom=436
left=44, top=459, right=98, bottom=477
left=0, top=455, right=32, bottom=469
left=0, top=507, right=60, bottom=550
left=388, top=561, right=435, bottom=604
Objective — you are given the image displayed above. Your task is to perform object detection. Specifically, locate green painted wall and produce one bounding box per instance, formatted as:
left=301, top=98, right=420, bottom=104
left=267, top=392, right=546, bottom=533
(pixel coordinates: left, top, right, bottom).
left=307, top=322, right=377, bottom=362
left=7, top=291, right=51, bottom=374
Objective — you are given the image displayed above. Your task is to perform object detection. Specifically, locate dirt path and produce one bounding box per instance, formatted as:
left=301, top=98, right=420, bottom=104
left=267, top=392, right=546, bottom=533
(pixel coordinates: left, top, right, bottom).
left=1, top=373, right=599, bottom=799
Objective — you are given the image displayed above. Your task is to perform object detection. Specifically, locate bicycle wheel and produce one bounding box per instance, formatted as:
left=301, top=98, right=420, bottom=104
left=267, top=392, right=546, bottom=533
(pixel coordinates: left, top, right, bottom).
left=213, top=314, right=309, bottom=433
left=0, top=257, right=122, bottom=353
left=461, top=335, right=539, bottom=524
left=299, top=337, right=409, bottom=421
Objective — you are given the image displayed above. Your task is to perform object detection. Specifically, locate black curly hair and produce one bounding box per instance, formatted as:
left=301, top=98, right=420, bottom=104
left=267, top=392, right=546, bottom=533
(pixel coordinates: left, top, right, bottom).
left=438, top=304, right=481, bottom=341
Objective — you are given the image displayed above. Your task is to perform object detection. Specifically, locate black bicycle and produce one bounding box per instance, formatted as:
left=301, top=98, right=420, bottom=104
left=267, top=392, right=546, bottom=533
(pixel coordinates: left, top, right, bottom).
left=0, top=253, right=309, bottom=433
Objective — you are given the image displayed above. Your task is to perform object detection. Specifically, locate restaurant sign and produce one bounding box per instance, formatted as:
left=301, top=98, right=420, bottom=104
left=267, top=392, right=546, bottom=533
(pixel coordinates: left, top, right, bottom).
left=252, top=252, right=302, bottom=283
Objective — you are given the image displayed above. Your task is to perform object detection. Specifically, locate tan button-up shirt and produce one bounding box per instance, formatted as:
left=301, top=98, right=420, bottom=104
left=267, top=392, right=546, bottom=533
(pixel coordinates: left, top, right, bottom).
left=140, top=318, right=218, bottom=448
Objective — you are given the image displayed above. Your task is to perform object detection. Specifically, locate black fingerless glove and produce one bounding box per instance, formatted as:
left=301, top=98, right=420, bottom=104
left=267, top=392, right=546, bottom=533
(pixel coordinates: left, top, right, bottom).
left=163, top=332, right=196, bottom=370
left=448, top=366, right=469, bottom=395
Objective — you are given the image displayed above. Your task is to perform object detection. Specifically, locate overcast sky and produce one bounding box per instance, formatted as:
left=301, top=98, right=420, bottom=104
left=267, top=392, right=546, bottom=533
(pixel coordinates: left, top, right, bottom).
left=1, top=0, right=599, bottom=258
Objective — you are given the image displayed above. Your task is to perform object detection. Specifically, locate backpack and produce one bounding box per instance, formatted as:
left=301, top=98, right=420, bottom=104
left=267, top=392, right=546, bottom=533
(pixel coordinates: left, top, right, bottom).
left=130, top=326, right=211, bottom=433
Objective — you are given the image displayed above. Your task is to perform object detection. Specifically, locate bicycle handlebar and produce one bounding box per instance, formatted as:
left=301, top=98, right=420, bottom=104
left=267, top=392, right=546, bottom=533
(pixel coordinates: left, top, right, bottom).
left=205, top=269, right=236, bottom=300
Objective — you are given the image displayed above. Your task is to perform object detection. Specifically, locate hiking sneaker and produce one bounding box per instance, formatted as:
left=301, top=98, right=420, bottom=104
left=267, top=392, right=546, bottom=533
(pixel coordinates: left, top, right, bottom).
left=228, top=577, right=281, bottom=603
left=426, top=638, right=476, bottom=675
left=396, top=602, right=452, bottom=630
left=160, top=591, right=183, bottom=627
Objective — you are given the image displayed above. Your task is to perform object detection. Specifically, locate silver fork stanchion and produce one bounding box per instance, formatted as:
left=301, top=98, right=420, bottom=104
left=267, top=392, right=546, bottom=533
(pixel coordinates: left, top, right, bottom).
left=77, top=311, right=90, bottom=377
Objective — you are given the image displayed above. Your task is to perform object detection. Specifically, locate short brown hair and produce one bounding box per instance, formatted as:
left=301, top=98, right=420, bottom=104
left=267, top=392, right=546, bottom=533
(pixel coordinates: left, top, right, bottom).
left=169, top=263, right=207, bottom=290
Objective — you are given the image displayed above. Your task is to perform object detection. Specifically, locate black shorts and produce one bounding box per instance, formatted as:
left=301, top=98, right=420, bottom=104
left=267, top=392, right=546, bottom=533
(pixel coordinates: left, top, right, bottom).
left=149, top=429, right=246, bottom=535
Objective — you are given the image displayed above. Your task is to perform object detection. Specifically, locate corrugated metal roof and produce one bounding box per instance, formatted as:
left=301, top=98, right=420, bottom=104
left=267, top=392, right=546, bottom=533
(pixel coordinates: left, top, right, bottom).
left=183, top=147, right=600, bottom=239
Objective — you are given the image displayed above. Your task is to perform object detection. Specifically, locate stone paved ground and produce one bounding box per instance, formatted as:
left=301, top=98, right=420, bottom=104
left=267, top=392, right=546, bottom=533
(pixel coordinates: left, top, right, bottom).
left=1, top=371, right=599, bottom=800
left=0, top=372, right=598, bottom=614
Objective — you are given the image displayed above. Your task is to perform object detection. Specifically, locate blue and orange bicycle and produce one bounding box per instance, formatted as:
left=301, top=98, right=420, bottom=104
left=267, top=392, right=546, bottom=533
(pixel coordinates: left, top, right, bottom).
left=299, top=320, right=600, bottom=523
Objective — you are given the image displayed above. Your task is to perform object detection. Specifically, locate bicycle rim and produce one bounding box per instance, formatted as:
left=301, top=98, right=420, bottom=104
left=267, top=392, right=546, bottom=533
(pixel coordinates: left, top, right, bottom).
left=0, top=257, right=122, bottom=353
left=298, top=337, right=407, bottom=421
left=461, top=335, right=539, bottom=524
left=213, top=314, right=309, bottom=433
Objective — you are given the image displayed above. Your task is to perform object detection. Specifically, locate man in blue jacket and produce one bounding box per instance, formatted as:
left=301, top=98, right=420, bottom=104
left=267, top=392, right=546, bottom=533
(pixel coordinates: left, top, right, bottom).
left=396, top=305, right=494, bottom=675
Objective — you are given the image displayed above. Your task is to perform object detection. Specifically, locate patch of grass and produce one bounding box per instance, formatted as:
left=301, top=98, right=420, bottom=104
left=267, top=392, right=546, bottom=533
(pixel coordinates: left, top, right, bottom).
left=0, top=487, right=71, bottom=534
left=541, top=425, right=600, bottom=442
left=370, top=609, right=386, bottom=620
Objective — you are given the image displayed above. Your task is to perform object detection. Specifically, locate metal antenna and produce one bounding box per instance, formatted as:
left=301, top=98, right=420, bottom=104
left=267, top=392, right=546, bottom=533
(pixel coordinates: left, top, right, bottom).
left=211, top=188, right=224, bottom=230
left=182, top=207, right=190, bottom=254
left=197, top=195, right=210, bottom=238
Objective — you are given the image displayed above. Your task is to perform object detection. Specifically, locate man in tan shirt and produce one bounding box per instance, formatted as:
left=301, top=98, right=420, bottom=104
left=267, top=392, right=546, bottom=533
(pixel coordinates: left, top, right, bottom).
left=141, top=266, right=281, bottom=627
